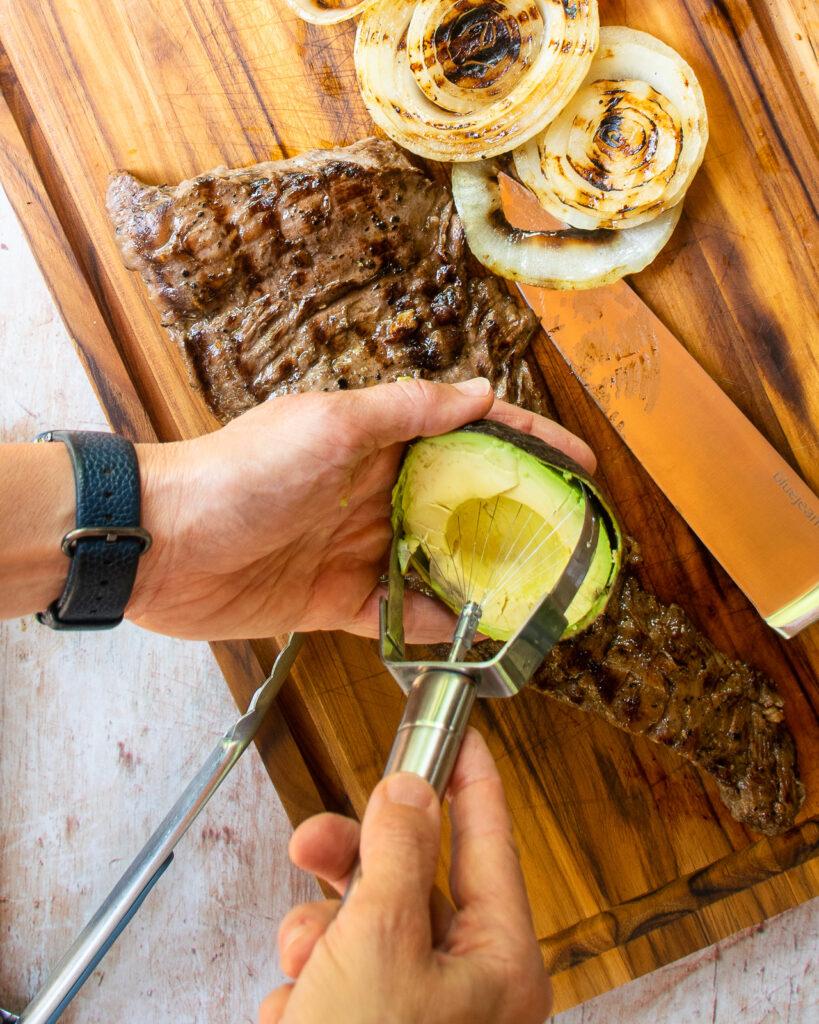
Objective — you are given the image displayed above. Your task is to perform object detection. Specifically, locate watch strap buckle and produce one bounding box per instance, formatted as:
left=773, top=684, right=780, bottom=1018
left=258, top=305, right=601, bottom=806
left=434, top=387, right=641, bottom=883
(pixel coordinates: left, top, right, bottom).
left=61, top=525, right=152, bottom=557
left=34, top=430, right=151, bottom=631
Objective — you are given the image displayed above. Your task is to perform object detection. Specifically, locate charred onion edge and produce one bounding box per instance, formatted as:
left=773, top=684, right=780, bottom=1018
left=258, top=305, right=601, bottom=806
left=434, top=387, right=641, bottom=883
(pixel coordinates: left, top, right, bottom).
left=513, top=25, right=709, bottom=229
left=354, top=0, right=600, bottom=162
left=283, top=0, right=379, bottom=25
left=407, top=0, right=546, bottom=114
left=451, top=158, right=683, bottom=288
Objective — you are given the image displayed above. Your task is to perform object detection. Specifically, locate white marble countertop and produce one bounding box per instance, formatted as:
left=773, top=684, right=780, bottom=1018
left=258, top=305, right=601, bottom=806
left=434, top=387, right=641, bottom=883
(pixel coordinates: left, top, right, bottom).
left=0, top=184, right=816, bottom=1023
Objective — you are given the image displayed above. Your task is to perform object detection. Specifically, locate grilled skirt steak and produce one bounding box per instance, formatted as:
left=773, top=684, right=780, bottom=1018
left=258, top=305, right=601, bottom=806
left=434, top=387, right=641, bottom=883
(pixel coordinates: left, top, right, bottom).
left=451, top=548, right=803, bottom=835
left=108, top=140, right=802, bottom=834
left=533, top=550, right=803, bottom=835
left=424, top=541, right=802, bottom=835
left=107, top=138, right=540, bottom=422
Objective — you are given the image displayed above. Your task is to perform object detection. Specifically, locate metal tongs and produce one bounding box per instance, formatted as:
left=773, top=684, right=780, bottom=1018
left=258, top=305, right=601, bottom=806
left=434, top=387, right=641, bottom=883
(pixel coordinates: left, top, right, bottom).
left=2, top=632, right=304, bottom=1024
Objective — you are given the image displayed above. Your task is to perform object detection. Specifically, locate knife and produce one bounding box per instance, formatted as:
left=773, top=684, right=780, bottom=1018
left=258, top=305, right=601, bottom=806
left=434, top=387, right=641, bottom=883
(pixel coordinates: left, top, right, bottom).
left=501, top=176, right=819, bottom=638
left=5, top=632, right=304, bottom=1024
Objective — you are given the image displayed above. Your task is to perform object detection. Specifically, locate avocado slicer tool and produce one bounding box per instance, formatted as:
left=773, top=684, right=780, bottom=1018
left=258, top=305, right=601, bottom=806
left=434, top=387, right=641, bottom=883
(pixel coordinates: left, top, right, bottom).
left=377, top=490, right=599, bottom=796
left=344, top=478, right=601, bottom=898
left=1, top=632, right=304, bottom=1024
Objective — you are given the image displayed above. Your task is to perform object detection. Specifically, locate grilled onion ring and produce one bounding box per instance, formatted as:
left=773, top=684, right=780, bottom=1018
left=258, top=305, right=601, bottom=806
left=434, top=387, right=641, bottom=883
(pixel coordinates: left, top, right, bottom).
left=283, top=0, right=378, bottom=26
left=513, top=26, right=708, bottom=229
left=355, top=0, right=599, bottom=161
left=452, top=158, right=683, bottom=288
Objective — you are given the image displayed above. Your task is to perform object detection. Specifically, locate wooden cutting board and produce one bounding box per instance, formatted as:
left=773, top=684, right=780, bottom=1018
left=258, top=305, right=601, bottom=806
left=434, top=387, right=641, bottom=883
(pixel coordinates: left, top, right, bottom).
left=1, top=0, right=817, bottom=1012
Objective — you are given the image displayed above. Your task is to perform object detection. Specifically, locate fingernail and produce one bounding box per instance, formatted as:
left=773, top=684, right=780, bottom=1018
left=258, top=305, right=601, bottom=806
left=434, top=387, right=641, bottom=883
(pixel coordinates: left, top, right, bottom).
left=385, top=772, right=436, bottom=809
left=453, top=377, right=492, bottom=397
left=281, top=921, right=312, bottom=954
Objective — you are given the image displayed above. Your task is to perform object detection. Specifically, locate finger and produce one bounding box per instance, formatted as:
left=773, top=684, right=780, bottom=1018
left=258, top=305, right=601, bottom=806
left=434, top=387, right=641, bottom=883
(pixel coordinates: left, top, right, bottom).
left=258, top=983, right=294, bottom=1024
left=289, top=813, right=361, bottom=894
left=342, top=377, right=496, bottom=450
left=355, top=772, right=441, bottom=949
left=485, top=399, right=597, bottom=474
left=447, top=728, right=535, bottom=939
left=289, top=810, right=451, bottom=942
left=348, top=584, right=459, bottom=643
left=291, top=812, right=454, bottom=947
left=430, top=884, right=456, bottom=947
left=278, top=899, right=341, bottom=978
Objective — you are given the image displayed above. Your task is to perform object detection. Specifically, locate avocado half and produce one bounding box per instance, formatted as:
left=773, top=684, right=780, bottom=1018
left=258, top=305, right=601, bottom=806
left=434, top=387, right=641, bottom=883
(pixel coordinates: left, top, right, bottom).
left=391, top=419, right=623, bottom=642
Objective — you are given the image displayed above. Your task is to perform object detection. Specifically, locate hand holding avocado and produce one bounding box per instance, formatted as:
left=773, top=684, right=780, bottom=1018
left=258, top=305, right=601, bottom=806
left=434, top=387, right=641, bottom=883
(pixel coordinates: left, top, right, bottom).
left=126, top=377, right=595, bottom=642
left=260, top=727, right=553, bottom=1024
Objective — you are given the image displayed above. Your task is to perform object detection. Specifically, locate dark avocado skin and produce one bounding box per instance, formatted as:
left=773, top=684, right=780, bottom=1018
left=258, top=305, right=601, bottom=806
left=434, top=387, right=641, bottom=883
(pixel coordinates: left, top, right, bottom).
left=459, top=419, right=589, bottom=479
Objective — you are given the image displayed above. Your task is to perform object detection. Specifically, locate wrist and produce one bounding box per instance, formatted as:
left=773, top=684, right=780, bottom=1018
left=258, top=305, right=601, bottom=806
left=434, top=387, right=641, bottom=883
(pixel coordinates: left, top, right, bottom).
left=127, top=440, right=187, bottom=620
left=34, top=431, right=154, bottom=630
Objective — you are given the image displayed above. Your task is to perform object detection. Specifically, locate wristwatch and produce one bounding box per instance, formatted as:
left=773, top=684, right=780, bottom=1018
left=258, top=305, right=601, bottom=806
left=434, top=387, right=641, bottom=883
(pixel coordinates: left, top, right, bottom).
left=35, top=430, right=152, bottom=630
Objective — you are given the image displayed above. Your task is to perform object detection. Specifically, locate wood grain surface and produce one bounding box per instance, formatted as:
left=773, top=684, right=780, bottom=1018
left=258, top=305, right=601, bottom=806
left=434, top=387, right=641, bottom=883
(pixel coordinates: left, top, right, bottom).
left=0, top=0, right=817, bottom=1013
left=3, top=185, right=817, bottom=1023
left=0, top=189, right=319, bottom=1021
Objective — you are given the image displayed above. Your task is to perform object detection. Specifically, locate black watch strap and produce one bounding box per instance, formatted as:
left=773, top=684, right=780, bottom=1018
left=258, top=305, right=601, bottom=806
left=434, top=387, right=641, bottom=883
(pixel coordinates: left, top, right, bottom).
left=36, top=430, right=151, bottom=630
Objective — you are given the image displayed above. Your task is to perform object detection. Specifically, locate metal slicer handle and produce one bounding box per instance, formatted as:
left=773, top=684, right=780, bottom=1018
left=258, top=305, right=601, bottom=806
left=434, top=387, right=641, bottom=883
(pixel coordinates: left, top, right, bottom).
left=383, top=669, right=477, bottom=799
left=388, top=601, right=481, bottom=797
left=344, top=666, right=477, bottom=903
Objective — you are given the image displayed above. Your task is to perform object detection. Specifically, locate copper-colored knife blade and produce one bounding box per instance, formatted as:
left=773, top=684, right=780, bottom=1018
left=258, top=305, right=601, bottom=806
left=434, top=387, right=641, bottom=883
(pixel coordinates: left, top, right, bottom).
left=500, top=176, right=819, bottom=637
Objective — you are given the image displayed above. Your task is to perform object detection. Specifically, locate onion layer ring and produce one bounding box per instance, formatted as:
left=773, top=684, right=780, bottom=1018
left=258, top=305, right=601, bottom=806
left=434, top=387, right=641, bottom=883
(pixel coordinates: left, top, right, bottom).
left=355, top=0, right=599, bottom=161
left=451, top=158, right=683, bottom=288
left=513, top=26, right=708, bottom=229
left=283, top=0, right=379, bottom=26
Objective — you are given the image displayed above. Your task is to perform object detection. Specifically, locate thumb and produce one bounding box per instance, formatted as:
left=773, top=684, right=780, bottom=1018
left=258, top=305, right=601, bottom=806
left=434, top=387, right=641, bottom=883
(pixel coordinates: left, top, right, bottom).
left=353, top=772, right=441, bottom=947
left=342, top=377, right=495, bottom=448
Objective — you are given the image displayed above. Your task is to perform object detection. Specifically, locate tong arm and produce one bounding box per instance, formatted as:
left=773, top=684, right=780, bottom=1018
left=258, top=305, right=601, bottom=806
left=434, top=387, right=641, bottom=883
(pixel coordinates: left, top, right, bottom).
left=13, top=633, right=303, bottom=1024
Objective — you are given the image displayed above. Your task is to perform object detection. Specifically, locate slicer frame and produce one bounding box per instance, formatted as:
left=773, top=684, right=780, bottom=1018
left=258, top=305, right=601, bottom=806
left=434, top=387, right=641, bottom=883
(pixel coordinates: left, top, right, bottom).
left=379, top=485, right=600, bottom=699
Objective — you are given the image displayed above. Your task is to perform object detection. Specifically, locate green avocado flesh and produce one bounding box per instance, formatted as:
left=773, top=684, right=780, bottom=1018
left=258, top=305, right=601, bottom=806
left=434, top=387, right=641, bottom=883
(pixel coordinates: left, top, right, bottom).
left=392, top=427, right=621, bottom=642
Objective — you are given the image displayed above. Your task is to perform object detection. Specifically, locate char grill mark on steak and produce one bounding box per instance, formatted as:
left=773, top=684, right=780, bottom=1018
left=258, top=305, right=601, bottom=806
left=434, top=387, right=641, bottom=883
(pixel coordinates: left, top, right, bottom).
left=534, top=546, right=803, bottom=836
left=106, top=138, right=541, bottom=422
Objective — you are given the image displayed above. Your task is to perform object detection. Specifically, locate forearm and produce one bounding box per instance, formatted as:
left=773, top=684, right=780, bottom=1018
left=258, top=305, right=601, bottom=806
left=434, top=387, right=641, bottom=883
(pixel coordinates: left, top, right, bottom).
left=0, top=382, right=593, bottom=640
left=0, top=442, right=76, bottom=619
left=127, top=441, right=185, bottom=621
